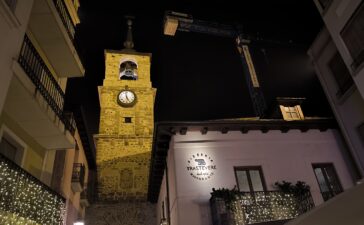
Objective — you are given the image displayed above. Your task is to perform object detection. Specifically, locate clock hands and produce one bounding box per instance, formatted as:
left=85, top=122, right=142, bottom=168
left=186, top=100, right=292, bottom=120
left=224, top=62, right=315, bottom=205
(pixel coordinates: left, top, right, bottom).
left=118, top=90, right=136, bottom=106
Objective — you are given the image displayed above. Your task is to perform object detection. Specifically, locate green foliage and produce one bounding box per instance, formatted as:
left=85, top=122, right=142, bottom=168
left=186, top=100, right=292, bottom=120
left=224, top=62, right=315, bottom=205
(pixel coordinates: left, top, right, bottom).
left=274, top=180, right=310, bottom=197
left=210, top=187, right=240, bottom=211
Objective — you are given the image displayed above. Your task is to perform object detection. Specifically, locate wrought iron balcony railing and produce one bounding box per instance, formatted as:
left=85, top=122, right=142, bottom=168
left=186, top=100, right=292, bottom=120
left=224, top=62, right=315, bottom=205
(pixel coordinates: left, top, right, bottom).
left=211, top=190, right=314, bottom=225
left=0, top=153, right=66, bottom=225
left=53, top=0, right=76, bottom=41
left=18, top=35, right=76, bottom=135
left=71, top=163, right=85, bottom=192
left=239, top=191, right=314, bottom=224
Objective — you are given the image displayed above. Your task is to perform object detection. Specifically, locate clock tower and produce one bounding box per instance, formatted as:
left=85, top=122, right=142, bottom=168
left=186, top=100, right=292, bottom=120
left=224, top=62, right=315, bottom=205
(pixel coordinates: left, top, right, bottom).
left=94, top=18, right=156, bottom=201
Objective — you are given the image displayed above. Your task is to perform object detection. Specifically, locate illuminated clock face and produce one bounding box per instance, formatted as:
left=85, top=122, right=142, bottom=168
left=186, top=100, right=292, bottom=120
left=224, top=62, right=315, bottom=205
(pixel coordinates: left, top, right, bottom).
left=117, top=90, right=136, bottom=107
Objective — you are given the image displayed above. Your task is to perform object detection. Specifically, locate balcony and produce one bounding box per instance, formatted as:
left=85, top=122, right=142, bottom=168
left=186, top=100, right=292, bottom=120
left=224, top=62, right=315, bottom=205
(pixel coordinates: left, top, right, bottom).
left=0, top=153, right=66, bottom=224
left=3, top=35, right=75, bottom=149
left=71, top=163, right=85, bottom=192
left=28, top=0, right=84, bottom=77
left=211, top=191, right=314, bottom=225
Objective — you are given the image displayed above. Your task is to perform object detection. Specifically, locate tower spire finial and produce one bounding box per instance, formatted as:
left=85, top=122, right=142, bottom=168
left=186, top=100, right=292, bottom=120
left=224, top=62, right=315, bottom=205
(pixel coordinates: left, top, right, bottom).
left=123, top=16, right=135, bottom=50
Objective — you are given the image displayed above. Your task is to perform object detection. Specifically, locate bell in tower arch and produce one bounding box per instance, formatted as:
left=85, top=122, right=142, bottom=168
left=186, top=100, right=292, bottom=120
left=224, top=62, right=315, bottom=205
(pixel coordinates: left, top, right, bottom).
left=119, top=60, right=138, bottom=80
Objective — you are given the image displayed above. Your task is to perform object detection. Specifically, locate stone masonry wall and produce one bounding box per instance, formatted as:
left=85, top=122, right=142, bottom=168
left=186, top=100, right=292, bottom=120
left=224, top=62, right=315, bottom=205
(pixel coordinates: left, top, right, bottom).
left=85, top=201, right=156, bottom=225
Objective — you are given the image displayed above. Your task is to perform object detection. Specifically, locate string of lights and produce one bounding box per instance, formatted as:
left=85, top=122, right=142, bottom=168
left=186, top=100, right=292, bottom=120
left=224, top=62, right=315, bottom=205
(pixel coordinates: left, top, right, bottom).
left=240, top=191, right=314, bottom=224
left=211, top=190, right=314, bottom=225
left=0, top=154, right=66, bottom=225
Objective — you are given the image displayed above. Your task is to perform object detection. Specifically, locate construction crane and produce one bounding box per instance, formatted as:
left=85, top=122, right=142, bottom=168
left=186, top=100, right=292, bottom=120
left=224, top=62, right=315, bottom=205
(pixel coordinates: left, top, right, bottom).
left=163, top=11, right=267, bottom=117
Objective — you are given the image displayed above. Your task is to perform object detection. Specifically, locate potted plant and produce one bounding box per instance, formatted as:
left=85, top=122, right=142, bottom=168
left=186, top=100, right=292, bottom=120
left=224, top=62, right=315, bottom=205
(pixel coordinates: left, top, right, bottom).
left=210, top=187, right=244, bottom=225
left=211, top=187, right=241, bottom=211
left=274, top=180, right=310, bottom=197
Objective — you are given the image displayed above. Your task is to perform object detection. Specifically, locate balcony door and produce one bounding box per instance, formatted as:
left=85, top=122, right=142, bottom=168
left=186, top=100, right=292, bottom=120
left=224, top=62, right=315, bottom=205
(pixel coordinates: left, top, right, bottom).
left=234, top=166, right=266, bottom=192
left=313, top=164, right=343, bottom=201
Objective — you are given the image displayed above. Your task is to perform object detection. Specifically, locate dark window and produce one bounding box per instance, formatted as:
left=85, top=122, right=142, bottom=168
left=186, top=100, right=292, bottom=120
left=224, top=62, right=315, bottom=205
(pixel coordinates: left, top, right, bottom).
left=313, top=164, right=343, bottom=201
left=318, top=0, right=333, bottom=10
left=0, top=134, right=23, bottom=165
left=124, top=117, right=132, bottom=123
left=328, top=52, right=354, bottom=97
left=358, top=122, right=364, bottom=145
left=0, top=137, right=17, bottom=161
left=341, top=2, right=364, bottom=69
left=234, top=166, right=266, bottom=192
left=4, top=0, right=17, bottom=12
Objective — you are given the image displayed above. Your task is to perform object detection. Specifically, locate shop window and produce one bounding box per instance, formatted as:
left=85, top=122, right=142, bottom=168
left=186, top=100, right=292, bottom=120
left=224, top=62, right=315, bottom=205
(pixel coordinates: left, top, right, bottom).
left=279, top=105, right=304, bottom=121
left=341, top=2, right=364, bottom=70
left=328, top=52, right=354, bottom=97
left=313, top=163, right=343, bottom=201
left=234, top=166, right=266, bottom=192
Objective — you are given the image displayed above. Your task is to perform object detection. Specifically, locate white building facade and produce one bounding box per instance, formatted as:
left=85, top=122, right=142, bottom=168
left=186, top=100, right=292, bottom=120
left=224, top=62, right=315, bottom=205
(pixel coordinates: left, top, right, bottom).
left=0, top=1, right=92, bottom=224
left=149, top=119, right=356, bottom=225
left=289, top=1, right=364, bottom=224
left=309, top=0, right=364, bottom=177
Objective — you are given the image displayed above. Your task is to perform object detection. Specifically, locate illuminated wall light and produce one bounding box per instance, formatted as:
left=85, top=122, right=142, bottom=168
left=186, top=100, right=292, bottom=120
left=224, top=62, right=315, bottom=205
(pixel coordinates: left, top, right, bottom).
left=74, top=221, right=85, bottom=225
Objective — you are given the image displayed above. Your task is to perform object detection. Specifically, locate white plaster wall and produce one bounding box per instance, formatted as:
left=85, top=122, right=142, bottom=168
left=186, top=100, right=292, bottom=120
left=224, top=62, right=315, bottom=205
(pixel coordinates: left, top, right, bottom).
left=165, top=129, right=354, bottom=225
left=308, top=29, right=364, bottom=175
left=312, top=0, right=364, bottom=100
left=158, top=140, right=179, bottom=225
left=157, top=170, right=166, bottom=224
left=0, top=1, right=33, bottom=113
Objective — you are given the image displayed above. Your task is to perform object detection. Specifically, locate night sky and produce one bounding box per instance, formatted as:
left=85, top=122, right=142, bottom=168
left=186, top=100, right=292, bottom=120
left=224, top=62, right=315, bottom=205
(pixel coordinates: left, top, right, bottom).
left=65, top=0, right=332, bottom=134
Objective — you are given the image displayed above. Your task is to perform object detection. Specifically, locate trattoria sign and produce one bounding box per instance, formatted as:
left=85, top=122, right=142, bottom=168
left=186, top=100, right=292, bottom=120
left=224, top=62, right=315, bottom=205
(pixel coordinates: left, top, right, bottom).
left=187, top=153, right=216, bottom=180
